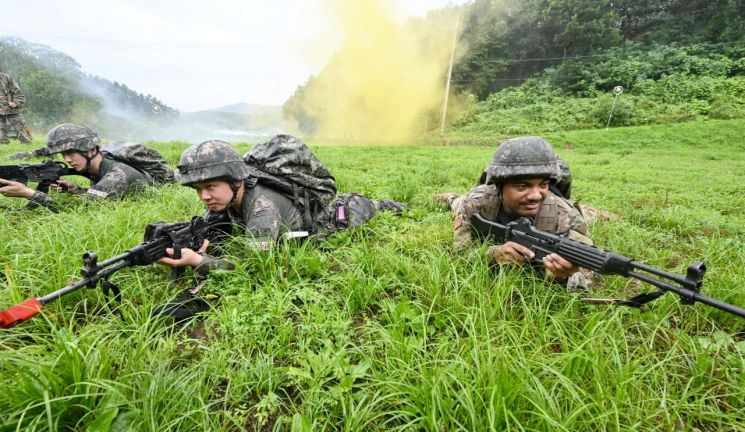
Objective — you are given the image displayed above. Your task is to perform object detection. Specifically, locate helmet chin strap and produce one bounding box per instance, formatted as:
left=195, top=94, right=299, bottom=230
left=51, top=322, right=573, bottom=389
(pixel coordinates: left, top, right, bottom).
left=81, top=148, right=99, bottom=173
left=496, top=182, right=513, bottom=216
left=226, top=179, right=242, bottom=212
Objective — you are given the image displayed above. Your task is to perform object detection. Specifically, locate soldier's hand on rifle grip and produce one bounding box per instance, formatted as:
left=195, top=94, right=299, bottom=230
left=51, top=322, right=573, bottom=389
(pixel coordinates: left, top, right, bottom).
left=53, top=179, right=82, bottom=194
left=543, top=253, right=580, bottom=280
left=487, top=241, right=535, bottom=265
left=0, top=178, right=34, bottom=198
left=156, top=240, right=210, bottom=268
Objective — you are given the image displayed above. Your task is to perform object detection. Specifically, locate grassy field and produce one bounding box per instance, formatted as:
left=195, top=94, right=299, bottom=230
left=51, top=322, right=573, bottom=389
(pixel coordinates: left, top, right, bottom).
left=1, top=119, right=745, bottom=431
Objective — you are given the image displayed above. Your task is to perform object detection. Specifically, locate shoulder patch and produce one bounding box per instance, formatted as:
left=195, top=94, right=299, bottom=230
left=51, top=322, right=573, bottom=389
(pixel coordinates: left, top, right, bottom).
left=87, top=188, right=110, bottom=198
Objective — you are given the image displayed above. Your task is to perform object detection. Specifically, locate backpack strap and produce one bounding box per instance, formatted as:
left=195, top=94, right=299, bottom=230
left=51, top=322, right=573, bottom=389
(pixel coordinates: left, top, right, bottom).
left=291, top=183, right=299, bottom=204
left=303, top=189, right=314, bottom=231
left=479, top=186, right=501, bottom=221
left=549, top=184, right=565, bottom=199
left=289, top=183, right=315, bottom=231
left=535, top=196, right=559, bottom=231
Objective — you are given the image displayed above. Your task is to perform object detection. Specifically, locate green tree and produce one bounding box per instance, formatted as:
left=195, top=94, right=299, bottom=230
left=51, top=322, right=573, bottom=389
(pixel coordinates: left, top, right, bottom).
left=539, top=0, right=622, bottom=56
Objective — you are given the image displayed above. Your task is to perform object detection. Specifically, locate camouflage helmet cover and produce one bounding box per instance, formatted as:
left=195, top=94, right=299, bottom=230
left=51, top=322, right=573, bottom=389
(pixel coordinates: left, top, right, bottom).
left=46, top=123, right=101, bottom=154
left=484, top=136, right=561, bottom=185
left=178, top=140, right=250, bottom=185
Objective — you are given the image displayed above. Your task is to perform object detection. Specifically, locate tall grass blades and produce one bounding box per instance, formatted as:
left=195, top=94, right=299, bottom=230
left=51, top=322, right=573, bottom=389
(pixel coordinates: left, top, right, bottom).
left=1, top=120, right=745, bottom=430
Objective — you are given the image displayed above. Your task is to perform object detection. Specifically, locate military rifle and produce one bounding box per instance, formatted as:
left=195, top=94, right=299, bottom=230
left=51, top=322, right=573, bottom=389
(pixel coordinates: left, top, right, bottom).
left=0, top=160, right=78, bottom=194
left=0, top=217, right=209, bottom=328
left=470, top=213, right=745, bottom=319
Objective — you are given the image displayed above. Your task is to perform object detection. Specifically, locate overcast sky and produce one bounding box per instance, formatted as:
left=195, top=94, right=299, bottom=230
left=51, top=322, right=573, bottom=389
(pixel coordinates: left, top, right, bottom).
left=1, top=0, right=466, bottom=112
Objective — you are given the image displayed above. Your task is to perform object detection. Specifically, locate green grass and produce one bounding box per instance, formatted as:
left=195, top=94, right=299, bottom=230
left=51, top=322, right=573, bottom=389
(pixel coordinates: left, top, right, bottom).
left=2, top=119, right=745, bottom=431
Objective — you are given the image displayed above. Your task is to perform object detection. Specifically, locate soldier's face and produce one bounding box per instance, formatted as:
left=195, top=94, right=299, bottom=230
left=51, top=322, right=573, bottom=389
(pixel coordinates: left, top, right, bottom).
left=193, top=180, right=233, bottom=211
left=501, top=177, right=550, bottom=217
left=61, top=150, right=89, bottom=172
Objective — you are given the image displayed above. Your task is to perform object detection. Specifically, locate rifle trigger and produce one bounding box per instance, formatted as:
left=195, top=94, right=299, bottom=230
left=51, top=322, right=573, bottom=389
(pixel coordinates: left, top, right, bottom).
left=166, top=230, right=182, bottom=260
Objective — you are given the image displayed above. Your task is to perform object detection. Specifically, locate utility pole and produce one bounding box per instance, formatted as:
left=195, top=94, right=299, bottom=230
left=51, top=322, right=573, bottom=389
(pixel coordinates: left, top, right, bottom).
left=440, top=20, right=459, bottom=138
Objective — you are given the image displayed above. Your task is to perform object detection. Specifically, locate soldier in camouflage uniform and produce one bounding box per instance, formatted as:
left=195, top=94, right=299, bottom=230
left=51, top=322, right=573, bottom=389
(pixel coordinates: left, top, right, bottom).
left=0, top=72, right=32, bottom=144
left=157, top=140, right=406, bottom=276
left=438, top=136, right=592, bottom=290
left=157, top=140, right=305, bottom=277
left=0, top=123, right=152, bottom=208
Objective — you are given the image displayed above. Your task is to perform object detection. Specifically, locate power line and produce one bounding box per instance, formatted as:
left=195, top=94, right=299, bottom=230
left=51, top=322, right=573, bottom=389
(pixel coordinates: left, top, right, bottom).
left=466, top=40, right=745, bottom=64
left=451, top=78, right=526, bottom=82
left=466, top=4, right=735, bottom=51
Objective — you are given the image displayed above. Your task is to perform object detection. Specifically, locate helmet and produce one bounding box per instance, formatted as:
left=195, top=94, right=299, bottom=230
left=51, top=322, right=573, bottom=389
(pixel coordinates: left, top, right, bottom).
left=46, top=123, right=100, bottom=154
left=483, top=136, right=561, bottom=185
left=178, top=140, right=250, bottom=186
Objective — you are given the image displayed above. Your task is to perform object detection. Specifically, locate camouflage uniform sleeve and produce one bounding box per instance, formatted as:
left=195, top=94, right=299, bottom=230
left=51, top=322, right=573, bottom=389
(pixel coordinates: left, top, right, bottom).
left=187, top=210, right=237, bottom=278
left=193, top=253, right=236, bottom=279
left=452, top=186, right=489, bottom=252
left=10, top=78, right=25, bottom=108
left=86, top=167, right=131, bottom=199
left=555, top=197, right=595, bottom=291
left=26, top=186, right=86, bottom=210
left=27, top=191, right=56, bottom=209
left=555, top=198, right=593, bottom=246
left=244, top=193, right=283, bottom=250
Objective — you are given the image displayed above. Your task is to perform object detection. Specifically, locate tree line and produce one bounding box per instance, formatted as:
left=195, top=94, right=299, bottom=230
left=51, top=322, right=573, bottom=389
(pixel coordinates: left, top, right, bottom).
left=0, top=37, right=177, bottom=131
left=283, top=0, right=745, bottom=135
left=454, top=0, right=745, bottom=98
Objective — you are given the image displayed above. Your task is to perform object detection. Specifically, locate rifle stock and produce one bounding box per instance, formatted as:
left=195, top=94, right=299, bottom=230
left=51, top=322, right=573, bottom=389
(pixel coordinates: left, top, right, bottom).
left=470, top=212, right=745, bottom=319
left=0, top=217, right=209, bottom=328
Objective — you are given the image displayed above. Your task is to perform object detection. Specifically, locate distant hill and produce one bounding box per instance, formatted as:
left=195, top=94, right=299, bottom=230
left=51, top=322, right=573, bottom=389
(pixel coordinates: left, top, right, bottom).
left=197, top=102, right=277, bottom=115
left=0, top=37, right=177, bottom=132
left=173, top=103, right=284, bottom=143
left=0, top=37, right=283, bottom=143
left=186, top=103, right=283, bottom=132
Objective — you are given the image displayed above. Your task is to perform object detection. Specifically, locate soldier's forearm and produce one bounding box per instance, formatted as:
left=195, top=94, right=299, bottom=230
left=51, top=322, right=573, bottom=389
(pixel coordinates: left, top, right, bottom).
left=194, top=253, right=236, bottom=279
left=27, top=191, right=56, bottom=209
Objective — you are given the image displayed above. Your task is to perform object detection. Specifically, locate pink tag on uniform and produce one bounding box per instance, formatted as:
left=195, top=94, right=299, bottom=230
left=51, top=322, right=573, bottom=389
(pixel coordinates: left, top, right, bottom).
left=336, top=205, right=346, bottom=221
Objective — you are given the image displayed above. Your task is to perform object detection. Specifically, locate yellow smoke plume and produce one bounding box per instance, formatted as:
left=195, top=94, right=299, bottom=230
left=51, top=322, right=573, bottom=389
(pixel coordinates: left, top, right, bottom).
left=288, top=0, right=461, bottom=142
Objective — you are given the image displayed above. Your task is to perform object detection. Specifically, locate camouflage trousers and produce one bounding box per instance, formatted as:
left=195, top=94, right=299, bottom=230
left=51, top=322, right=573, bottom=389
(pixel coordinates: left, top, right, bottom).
left=0, top=113, right=32, bottom=144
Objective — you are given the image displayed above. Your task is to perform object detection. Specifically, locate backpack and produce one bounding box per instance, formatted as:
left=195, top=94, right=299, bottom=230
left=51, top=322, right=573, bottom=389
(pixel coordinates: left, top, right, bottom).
left=102, top=141, right=176, bottom=185
left=316, top=193, right=378, bottom=233
left=478, top=156, right=573, bottom=199
left=243, top=134, right=337, bottom=230
left=316, top=193, right=406, bottom=234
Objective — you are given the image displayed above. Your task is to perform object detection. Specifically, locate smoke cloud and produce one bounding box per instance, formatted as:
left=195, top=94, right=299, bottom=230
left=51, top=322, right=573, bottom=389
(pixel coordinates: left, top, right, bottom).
left=287, top=0, right=462, bottom=142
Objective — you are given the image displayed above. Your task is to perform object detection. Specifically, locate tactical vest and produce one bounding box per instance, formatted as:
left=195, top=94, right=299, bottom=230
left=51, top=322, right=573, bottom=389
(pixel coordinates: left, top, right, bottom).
left=477, top=187, right=560, bottom=233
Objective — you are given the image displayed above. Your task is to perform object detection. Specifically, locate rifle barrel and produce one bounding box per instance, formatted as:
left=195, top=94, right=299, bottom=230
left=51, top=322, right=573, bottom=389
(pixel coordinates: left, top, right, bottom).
left=39, top=260, right=132, bottom=304
left=690, top=292, right=745, bottom=318
left=1, top=217, right=208, bottom=329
